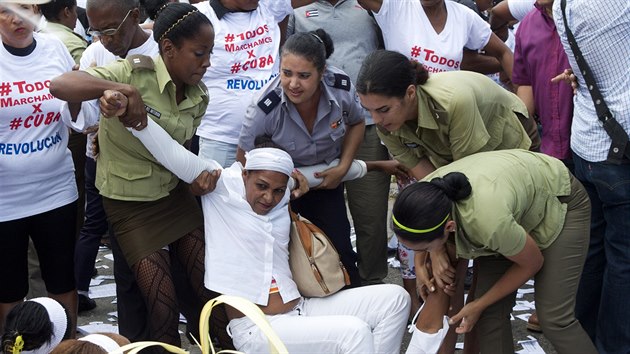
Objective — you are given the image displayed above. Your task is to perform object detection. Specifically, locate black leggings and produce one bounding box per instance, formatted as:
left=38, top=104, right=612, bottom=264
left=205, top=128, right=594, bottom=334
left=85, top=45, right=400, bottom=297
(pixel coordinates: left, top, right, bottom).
left=0, top=202, right=77, bottom=302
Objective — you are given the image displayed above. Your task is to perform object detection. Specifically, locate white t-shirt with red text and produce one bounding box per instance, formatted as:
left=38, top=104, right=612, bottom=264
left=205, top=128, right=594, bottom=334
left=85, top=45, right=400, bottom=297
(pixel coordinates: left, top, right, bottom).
left=0, top=32, right=78, bottom=221
left=374, top=0, right=491, bottom=73
left=195, top=0, right=292, bottom=145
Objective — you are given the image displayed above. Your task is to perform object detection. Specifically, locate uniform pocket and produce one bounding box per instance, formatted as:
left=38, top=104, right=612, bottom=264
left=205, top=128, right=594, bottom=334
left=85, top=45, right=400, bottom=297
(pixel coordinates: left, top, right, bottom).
left=108, top=160, right=160, bottom=199
left=329, top=124, right=346, bottom=142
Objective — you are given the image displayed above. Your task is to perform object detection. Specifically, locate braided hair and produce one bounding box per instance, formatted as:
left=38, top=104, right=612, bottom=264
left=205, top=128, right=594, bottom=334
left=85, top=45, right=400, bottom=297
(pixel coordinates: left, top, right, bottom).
left=152, top=2, right=211, bottom=51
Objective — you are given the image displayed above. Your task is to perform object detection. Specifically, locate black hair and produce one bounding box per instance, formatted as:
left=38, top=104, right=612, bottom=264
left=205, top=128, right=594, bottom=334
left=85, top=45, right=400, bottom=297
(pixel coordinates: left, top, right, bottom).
left=152, top=2, right=212, bottom=50
left=139, top=0, right=169, bottom=21
left=356, top=50, right=429, bottom=98
left=254, top=135, right=284, bottom=150
left=1, top=301, right=54, bottom=353
left=86, top=0, right=139, bottom=13
left=281, top=29, right=334, bottom=72
left=39, top=0, right=77, bottom=22
left=392, top=172, right=471, bottom=242
left=50, top=340, right=107, bottom=354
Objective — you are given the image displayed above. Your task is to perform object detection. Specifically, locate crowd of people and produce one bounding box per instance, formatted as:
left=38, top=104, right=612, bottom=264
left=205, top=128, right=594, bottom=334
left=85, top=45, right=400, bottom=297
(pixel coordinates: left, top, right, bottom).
left=0, top=0, right=628, bottom=353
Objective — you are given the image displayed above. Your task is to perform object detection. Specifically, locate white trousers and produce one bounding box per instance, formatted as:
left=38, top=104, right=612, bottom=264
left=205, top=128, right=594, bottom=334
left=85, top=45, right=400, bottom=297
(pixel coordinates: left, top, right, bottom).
left=228, top=284, right=410, bottom=354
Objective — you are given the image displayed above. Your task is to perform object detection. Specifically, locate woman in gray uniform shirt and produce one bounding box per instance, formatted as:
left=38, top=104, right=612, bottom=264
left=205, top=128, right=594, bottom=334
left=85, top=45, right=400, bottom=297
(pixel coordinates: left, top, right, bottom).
left=238, top=29, right=365, bottom=287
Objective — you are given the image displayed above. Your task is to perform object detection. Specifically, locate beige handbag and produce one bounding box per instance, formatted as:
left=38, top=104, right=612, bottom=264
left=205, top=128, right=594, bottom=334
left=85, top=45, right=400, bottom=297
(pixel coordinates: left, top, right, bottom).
left=289, top=211, right=351, bottom=297
left=108, top=295, right=288, bottom=354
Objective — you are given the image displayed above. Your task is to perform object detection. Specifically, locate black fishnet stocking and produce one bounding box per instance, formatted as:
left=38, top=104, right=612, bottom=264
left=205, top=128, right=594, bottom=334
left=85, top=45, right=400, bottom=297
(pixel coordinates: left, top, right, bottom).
left=132, top=249, right=181, bottom=348
left=171, top=228, right=234, bottom=350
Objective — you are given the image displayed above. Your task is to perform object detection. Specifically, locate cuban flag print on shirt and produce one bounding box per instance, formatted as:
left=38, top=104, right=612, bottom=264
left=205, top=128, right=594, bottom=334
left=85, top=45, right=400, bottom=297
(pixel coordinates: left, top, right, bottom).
left=305, top=9, right=319, bottom=17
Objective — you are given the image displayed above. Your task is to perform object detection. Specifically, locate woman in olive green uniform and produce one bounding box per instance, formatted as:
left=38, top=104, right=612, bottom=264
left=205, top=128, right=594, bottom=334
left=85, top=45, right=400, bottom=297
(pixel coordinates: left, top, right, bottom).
left=51, top=3, right=218, bottom=347
left=393, top=150, right=596, bottom=354
left=356, top=49, right=541, bottom=352
left=356, top=50, right=540, bottom=180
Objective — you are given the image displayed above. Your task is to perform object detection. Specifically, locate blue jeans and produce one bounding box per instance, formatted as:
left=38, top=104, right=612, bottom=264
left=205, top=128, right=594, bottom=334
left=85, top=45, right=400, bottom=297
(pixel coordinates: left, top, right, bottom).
left=198, top=137, right=237, bottom=168
left=573, top=152, right=630, bottom=354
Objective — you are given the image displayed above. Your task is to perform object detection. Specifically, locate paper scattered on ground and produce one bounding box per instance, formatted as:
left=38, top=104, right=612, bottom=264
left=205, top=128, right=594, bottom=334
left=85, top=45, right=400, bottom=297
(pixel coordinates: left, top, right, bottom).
left=513, top=300, right=536, bottom=312
left=89, top=283, right=117, bottom=299
left=517, top=336, right=546, bottom=353
left=78, top=322, right=119, bottom=335
left=388, top=257, right=401, bottom=268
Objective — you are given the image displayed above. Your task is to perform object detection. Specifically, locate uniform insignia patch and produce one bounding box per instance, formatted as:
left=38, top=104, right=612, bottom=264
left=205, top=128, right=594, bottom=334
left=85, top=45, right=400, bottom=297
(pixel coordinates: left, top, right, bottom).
left=127, top=54, right=155, bottom=71
left=257, top=91, right=281, bottom=114
left=332, top=74, right=351, bottom=91
left=145, top=105, right=161, bottom=119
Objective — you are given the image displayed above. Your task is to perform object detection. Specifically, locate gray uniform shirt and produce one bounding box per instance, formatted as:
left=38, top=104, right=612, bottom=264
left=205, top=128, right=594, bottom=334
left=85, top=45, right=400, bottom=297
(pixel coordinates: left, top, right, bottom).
left=288, top=0, right=380, bottom=125
left=239, top=66, right=364, bottom=166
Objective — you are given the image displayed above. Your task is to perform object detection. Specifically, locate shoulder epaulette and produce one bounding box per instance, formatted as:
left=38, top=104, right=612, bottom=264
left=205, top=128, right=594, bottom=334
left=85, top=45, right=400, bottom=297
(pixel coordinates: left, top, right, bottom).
left=126, top=54, right=155, bottom=71
left=330, top=73, right=351, bottom=91
left=257, top=90, right=281, bottom=114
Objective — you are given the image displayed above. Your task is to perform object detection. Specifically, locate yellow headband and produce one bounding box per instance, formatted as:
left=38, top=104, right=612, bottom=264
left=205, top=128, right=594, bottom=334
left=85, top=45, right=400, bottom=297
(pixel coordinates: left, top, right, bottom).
left=392, top=213, right=450, bottom=234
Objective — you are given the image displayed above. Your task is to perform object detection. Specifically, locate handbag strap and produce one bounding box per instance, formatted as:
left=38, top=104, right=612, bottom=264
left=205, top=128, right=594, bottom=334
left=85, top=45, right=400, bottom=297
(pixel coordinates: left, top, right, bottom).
left=291, top=210, right=313, bottom=256
left=199, top=295, right=289, bottom=354
left=560, top=0, right=630, bottom=163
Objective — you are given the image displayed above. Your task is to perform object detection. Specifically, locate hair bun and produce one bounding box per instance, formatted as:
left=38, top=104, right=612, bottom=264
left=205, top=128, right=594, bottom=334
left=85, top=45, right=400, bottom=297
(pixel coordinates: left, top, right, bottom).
left=429, top=172, right=471, bottom=201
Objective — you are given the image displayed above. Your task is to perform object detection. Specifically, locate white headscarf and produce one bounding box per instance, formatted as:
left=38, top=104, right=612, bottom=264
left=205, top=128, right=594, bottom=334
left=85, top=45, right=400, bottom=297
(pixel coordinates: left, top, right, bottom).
left=79, top=334, right=121, bottom=352
left=244, top=148, right=294, bottom=177
left=245, top=148, right=295, bottom=190
left=22, top=297, right=68, bottom=354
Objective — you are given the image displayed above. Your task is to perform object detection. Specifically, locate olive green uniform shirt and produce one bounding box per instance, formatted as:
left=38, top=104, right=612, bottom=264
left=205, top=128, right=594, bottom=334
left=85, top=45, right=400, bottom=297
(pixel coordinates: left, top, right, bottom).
left=43, top=22, right=87, bottom=64
left=422, top=150, right=571, bottom=259
left=87, top=55, right=209, bottom=201
left=378, top=71, right=532, bottom=169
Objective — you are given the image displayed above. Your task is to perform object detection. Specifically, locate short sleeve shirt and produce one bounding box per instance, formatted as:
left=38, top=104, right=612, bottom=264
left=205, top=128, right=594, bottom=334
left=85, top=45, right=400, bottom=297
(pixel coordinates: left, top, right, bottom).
left=87, top=55, right=209, bottom=201
left=422, top=150, right=571, bottom=259
left=239, top=66, right=364, bottom=166
left=42, top=22, right=88, bottom=64
left=374, top=0, right=491, bottom=73
left=378, top=71, right=531, bottom=169
left=0, top=32, right=78, bottom=221
left=194, top=0, right=293, bottom=145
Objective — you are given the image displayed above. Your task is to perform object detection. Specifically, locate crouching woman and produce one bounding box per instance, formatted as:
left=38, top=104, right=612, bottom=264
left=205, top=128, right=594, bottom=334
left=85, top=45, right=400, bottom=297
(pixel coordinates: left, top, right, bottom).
left=392, top=150, right=597, bottom=354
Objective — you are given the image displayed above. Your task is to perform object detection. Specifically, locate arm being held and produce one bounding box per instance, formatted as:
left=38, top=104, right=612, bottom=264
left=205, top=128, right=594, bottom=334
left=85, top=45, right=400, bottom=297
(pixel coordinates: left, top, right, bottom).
left=50, top=71, right=146, bottom=129
left=314, top=120, right=365, bottom=189
left=129, top=118, right=222, bottom=183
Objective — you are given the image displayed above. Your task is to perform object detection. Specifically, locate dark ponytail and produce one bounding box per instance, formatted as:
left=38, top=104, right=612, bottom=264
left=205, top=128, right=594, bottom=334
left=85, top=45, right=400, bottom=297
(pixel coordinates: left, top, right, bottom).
left=392, top=172, right=471, bottom=242
left=153, top=2, right=211, bottom=51
left=356, top=49, right=429, bottom=98
left=281, top=28, right=334, bottom=72
left=1, top=302, right=54, bottom=353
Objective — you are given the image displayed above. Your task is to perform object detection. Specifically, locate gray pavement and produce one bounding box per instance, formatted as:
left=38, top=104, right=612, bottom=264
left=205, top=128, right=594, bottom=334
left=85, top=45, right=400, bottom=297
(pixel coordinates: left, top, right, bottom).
left=78, top=244, right=555, bottom=353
